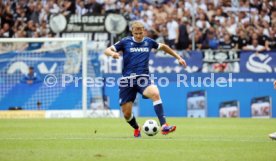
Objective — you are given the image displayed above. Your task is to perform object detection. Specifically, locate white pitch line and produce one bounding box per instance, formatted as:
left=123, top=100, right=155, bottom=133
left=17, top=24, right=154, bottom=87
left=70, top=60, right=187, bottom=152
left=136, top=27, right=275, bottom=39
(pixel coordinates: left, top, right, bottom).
left=0, top=137, right=273, bottom=143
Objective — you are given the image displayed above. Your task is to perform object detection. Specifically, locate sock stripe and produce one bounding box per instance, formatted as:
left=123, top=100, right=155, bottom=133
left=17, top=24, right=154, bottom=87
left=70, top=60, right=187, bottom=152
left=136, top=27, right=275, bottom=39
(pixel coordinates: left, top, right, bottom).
left=153, top=100, right=162, bottom=106
left=127, top=113, right=134, bottom=122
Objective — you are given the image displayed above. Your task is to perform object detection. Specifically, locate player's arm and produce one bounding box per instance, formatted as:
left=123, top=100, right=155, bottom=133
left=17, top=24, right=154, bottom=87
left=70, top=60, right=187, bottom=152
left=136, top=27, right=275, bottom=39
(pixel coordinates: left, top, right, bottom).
left=159, top=43, right=187, bottom=67
left=104, top=46, right=120, bottom=59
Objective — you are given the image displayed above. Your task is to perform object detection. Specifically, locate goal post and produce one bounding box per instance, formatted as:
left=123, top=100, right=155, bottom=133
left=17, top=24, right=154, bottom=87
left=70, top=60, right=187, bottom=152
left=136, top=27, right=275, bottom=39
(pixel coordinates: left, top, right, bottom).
left=0, top=38, right=90, bottom=114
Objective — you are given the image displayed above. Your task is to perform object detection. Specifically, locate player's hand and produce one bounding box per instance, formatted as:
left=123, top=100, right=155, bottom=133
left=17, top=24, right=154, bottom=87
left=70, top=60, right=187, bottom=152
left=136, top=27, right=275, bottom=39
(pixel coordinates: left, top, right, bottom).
left=111, top=52, right=120, bottom=59
left=178, top=58, right=187, bottom=68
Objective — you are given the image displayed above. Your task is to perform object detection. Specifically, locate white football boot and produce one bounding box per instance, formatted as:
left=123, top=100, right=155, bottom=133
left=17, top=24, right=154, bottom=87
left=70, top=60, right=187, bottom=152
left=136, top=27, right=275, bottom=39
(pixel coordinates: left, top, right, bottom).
left=268, top=132, right=276, bottom=140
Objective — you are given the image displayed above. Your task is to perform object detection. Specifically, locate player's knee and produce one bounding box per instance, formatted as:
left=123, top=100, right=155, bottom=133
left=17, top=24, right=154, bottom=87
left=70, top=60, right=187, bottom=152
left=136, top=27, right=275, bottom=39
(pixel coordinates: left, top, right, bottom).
left=122, top=108, right=132, bottom=119
left=150, top=92, right=160, bottom=101
left=123, top=112, right=132, bottom=120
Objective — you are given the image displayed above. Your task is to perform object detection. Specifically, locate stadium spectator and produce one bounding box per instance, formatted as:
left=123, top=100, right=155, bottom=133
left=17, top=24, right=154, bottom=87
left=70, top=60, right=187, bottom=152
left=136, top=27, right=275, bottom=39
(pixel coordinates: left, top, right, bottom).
left=140, top=2, right=153, bottom=20
left=139, top=15, right=152, bottom=32
left=27, top=1, right=39, bottom=24
left=62, top=0, right=76, bottom=15
left=0, top=23, right=13, bottom=38
left=76, top=0, right=88, bottom=15
left=196, top=13, right=210, bottom=30
left=219, top=33, right=236, bottom=50
left=225, top=16, right=237, bottom=35
left=150, top=23, right=167, bottom=44
left=152, top=5, right=167, bottom=25
left=268, top=24, right=276, bottom=50
left=206, top=2, right=215, bottom=21
left=203, top=27, right=219, bottom=49
left=191, top=27, right=204, bottom=49
left=176, top=1, right=184, bottom=20
left=21, top=66, right=41, bottom=84
left=104, top=0, right=117, bottom=14
left=163, top=0, right=175, bottom=16
left=236, top=29, right=249, bottom=49
left=0, top=0, right=4, bottom=19
left=250, top=31, right=269, bottom=50
left=85, top=0, right=103, bottom=14
left=176, top=17, right=189, bottom=51
left=37, top=101, right=42, bottom=110
left=243, top=39, right=266, bottom=52
left=1, top=2, right=14, bottom=27
left=214, top=7, right=227, bottom=25
left=131, top=0, right=143, bottom=14
left=166, top=15, right=179, bottom=49
left=25, top=20, right=36, bottom=37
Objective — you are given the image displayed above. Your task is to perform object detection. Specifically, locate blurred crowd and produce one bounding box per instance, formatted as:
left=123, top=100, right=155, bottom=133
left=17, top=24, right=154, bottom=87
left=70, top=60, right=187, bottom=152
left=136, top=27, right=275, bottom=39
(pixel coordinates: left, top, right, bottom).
left=1, top=0, right=276, bottom=51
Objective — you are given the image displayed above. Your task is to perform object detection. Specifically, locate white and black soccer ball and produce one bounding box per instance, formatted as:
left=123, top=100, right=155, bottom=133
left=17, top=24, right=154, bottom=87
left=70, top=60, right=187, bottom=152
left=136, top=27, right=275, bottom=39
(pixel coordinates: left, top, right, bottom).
left=142, top=119, right=159, bottom=136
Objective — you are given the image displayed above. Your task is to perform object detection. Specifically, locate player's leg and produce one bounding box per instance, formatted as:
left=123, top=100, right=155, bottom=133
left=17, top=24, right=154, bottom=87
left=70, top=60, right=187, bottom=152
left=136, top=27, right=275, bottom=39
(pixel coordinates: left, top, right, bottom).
left=142, top=84, right=176, bottom=135
left=119, top=78, right=140, bottom=137
left=121, top=102, right=138, bottom=129
left=121, top=102, right=140, bottom=137
left=142, top=85, right=166, bottom=125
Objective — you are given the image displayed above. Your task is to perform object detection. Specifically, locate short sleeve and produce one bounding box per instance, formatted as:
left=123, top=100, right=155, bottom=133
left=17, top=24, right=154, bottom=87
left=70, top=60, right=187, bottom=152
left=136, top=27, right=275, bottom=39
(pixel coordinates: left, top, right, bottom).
left=148, top=38, right=160, bottom=49
left=113, top=39, right=125, bottom=52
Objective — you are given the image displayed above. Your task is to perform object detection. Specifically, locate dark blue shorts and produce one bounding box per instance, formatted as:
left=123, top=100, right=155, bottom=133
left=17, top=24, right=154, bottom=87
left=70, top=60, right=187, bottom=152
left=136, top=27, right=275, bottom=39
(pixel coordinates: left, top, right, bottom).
left=119, top=76, right=152, bottom=106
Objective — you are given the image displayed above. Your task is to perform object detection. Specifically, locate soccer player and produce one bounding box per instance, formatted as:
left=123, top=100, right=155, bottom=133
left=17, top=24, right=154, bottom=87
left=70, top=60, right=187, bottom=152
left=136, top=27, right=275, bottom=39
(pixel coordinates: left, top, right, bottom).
left=104, top=21, right=187, bottom=137
left=21, top=66, right=41, bottom=84
left=268, top=80, right=276, bottom=140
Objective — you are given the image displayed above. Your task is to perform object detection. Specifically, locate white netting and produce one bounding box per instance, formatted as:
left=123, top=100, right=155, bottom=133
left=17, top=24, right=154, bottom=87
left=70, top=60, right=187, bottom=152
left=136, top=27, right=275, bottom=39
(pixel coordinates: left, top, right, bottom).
left=0, top=38, right=93, bottom=111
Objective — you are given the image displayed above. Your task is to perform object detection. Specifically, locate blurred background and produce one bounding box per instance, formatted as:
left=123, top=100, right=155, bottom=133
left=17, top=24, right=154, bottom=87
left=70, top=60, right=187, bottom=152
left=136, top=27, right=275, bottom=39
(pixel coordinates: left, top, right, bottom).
left=0, top=0, right=275, bottom=118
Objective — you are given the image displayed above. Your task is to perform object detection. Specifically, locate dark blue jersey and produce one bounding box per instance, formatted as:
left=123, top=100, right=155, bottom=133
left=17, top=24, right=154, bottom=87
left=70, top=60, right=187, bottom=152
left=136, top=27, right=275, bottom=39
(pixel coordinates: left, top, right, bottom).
left=20, top=73, right=41, bottom=84
left=112, top=36, right=160, bottom=77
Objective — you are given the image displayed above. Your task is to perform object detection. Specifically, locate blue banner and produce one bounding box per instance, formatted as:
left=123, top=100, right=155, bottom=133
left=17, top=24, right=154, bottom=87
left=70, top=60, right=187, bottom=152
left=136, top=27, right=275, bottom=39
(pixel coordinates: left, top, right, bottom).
left=240, top=51, right=276, bottom=73
left=149, top=51, right=203, bottom=73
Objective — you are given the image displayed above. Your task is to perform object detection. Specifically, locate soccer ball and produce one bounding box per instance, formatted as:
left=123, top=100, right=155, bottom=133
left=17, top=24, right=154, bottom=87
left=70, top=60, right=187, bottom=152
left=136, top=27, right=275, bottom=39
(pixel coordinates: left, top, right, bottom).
left=142, top=119, right=159, bottom=136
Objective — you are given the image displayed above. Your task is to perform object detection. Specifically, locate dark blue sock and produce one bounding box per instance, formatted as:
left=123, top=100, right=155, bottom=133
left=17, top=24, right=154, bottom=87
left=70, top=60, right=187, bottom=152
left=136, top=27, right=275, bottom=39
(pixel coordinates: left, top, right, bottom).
left=126, top=114, right=139, bottom=129
left=154, top=100, right=166, bottom=126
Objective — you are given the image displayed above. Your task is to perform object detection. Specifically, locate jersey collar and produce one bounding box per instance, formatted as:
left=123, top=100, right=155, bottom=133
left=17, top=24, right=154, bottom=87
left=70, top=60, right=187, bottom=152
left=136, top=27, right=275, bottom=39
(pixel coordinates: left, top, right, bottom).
left=132, top=37, right=145, bottom=43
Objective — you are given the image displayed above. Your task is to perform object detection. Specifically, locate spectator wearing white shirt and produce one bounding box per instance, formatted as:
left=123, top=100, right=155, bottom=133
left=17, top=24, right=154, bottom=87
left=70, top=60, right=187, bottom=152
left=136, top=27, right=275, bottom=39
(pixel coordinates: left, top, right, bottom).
left=0, top=23, right=13, bottom=38
left=214, top=7, right=226, bottom=24
left=196, top=13, right=210, bottom=30
left=76, top=0, right=88, bottom=15
left=166, top=15, right=179, bottom=49
left=140, top=3, right=153, bottom=20
left=196, top=0, right=207, bottom=13
left=243, top=39, right=265, bottom=52
left=206, top=2, right=215, bottom=21
left=139, top=15, right=152, bottom=31
left=226, top=16, right=237, bottom=35
left=104, top=0, right=116, bottom=14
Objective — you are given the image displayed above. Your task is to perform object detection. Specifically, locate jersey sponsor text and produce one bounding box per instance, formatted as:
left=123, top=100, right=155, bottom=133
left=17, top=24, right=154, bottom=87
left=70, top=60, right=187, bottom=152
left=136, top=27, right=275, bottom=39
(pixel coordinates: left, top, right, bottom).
left=130, top=47, right=149, bottom=52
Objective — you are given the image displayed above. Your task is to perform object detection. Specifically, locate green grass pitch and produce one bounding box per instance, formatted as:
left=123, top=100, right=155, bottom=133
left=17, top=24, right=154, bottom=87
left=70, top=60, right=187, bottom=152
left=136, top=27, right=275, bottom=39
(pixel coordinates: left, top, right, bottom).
left=0, top=118, right=276, bottom=161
